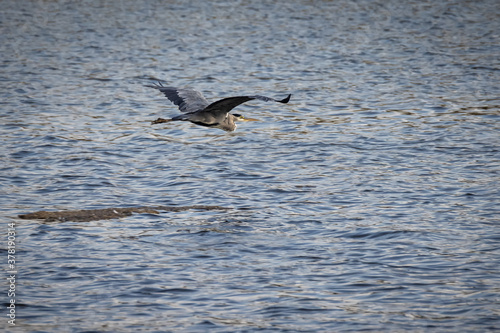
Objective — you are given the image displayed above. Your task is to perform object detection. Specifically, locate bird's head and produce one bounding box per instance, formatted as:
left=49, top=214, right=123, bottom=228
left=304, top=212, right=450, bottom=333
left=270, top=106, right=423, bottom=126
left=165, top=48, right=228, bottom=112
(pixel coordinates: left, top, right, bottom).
left=232, top=113, right=259, bottom=122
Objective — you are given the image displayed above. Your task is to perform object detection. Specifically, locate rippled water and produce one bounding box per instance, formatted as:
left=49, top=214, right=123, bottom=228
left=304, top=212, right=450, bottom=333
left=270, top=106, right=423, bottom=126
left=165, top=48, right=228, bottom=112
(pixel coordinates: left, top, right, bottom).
left=1, top=0, right=500, bottom=331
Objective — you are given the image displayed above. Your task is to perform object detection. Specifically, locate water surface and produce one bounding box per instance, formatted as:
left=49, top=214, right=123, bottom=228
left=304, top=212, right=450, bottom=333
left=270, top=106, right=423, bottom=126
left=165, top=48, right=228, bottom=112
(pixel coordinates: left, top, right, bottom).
left=1, top=0, right=499, bottom=331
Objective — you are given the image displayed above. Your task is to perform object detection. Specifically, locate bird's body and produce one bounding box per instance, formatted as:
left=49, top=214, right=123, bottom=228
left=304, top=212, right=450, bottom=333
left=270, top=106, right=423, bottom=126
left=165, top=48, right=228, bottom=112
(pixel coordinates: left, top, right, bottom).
left=147, top=82, right=291, bottom=132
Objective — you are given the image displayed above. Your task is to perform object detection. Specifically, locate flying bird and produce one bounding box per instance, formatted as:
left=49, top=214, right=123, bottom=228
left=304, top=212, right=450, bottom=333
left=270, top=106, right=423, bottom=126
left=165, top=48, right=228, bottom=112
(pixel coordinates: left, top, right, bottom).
left=146, top=82, right=291, bottom=132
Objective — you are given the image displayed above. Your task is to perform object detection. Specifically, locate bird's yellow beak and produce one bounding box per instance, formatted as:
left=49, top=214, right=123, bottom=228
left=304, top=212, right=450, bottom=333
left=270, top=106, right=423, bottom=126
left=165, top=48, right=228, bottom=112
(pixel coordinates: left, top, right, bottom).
left=234, top=114, right=259, bottom=122
left=241, top=117, right=259, bottom=122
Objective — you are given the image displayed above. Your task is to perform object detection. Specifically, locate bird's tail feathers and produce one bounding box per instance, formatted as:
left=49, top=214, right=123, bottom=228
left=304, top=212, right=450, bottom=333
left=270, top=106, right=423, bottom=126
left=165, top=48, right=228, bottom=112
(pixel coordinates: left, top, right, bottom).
left=171, top=114, right=190, bottom=121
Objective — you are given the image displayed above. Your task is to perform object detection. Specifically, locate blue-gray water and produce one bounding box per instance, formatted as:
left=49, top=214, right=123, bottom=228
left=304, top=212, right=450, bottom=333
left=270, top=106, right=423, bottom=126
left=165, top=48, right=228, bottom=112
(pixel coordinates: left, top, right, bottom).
left=1, top=0, right=500, bottom=331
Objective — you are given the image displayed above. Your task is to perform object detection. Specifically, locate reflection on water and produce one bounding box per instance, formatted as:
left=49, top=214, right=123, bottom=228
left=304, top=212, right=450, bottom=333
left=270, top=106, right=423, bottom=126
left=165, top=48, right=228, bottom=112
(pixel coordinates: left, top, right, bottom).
left=1, top=0, right=499, bottom=331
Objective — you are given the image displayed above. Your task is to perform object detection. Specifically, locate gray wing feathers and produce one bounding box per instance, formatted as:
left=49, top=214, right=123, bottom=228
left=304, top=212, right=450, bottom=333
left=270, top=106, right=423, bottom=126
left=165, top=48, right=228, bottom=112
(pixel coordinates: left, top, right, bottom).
left=204, top=94, right=291, bottom=115
left=146, top=82, right=209, bottom=113
left=203, top=96, right=254, bottom=114
left=248, top=94, right=291, bottom=104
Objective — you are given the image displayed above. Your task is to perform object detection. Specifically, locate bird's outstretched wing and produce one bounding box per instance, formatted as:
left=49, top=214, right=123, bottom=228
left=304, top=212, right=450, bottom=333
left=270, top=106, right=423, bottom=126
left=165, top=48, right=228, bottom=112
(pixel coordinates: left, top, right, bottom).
left=146, top=82, right=210, bottom=113
left=203, top=94, right=291, bottom=115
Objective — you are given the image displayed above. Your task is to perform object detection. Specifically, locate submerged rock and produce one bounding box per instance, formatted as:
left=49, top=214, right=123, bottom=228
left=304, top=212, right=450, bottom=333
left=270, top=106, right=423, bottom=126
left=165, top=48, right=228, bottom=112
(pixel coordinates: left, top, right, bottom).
left=18, top=205, right=229, bottom=222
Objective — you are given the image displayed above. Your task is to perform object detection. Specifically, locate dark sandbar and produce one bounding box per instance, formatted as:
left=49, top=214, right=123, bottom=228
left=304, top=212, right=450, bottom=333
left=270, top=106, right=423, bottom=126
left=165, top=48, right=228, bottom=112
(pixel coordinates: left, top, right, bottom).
left=18, top=205, right=229, bottom=222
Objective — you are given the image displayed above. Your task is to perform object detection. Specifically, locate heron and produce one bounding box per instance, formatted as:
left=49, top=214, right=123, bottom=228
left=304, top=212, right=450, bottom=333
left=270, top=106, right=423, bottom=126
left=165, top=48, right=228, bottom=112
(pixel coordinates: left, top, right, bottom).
left=146, top=82, right=291, bottom=132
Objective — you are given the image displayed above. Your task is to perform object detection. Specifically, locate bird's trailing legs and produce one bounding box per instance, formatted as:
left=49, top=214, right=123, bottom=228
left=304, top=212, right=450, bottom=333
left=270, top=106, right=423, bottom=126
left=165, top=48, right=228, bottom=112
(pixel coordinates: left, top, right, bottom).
left=151, top=118, right=172, bottom=125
